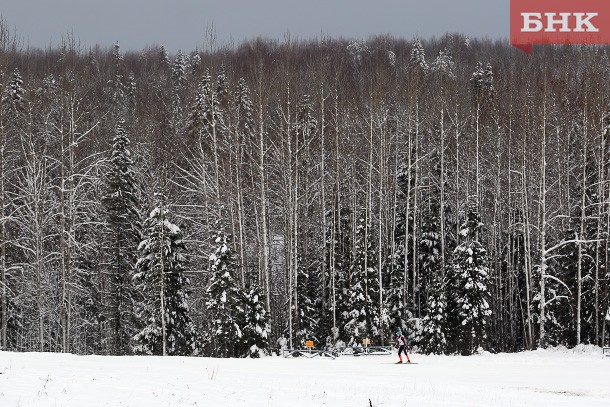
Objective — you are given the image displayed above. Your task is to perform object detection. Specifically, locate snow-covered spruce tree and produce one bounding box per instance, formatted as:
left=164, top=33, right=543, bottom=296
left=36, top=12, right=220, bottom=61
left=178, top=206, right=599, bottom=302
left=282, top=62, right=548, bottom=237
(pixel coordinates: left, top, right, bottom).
left=187, top=71, right=213, bottom=139
left=172, top=50, right=189, bottom=88
left=216, top=65, right=229, bottom=108
left=391, top=152, right=417, bottom=335
left=484, top=63, right=495, bottom=99
left=325, top=206, right=352, bottom=344
left=1, top=67, right=27, bottom=349
left=431, top=49, right=455, bottom=79
left=419, top=276, right=447, bottom=354
left=2, top=68, right=27, bottom=115
left=241, top=283, right=270, bottom=357
left=470, top=62, right=485, bottom=98
left=191, top=54, right=201, bottom=75
left=108, top=43, right=127, bottom=116
left=126, top=72, right=137, bottom=114
left=408, top=39, right=428, bottom=73
left=447, top=205, right=492, bottom=355
left=205, top=225, right=247, bottom=357
left=294, top=259, right=320, bottom=347
left=471, top=62, right=495, bottom=104
left=344, top=215, right=379, bottom=345
left=418, top=205, right=442, bottom=309
left=102, top=119, right=142, bottom=355
left=133, top=201, right=198, bottom=356
left=187, top=69, right=225, bottom=206
left=385, top=246, right=409, bottom=340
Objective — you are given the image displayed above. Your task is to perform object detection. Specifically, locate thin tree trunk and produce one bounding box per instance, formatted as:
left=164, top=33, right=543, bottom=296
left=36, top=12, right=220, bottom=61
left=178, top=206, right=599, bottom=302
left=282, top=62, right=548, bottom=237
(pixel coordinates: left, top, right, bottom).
left=160, top=203, right=166, bottom=356
left=320, top=84, right=328, bottom=323
left=234, top=111, right=246, bottom=288
left=331, top=90, right=340, bottom=337
left=377, top=109, right=385, bottom=345
left=366, top=102, right=374, bottom=337
left=412, top=106, right=420, bottom=315
left=538, top=95, right=548, bottom=349
left=595, top=116, right=607, bottom=345
left=576, top=109, right=588, bottom=346
left=522, top=122, right=533, bottom=350
left=403, top=109, right=413, bottom=320
left=439, top=109, right=446, bottom=279
left=257, top=69, right=271, bottom=328
left=475, top=101, right=480, bottom=208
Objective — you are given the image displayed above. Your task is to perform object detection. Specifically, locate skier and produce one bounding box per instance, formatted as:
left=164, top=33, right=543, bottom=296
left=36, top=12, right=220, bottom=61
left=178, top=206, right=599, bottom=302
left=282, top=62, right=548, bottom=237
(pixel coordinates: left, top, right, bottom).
left=395, top=330, right=411, bottom=363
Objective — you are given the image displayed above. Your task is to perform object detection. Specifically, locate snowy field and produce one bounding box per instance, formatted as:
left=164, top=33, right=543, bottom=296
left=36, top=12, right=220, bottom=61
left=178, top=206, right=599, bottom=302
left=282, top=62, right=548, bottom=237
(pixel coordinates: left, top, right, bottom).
left=1, top=347, right=609, bottom=406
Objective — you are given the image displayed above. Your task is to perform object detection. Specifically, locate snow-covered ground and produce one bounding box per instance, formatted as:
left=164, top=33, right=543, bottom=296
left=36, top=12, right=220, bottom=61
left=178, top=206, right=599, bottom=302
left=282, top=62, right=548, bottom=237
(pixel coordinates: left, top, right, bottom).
left=1, top=346, right=609, bottom=406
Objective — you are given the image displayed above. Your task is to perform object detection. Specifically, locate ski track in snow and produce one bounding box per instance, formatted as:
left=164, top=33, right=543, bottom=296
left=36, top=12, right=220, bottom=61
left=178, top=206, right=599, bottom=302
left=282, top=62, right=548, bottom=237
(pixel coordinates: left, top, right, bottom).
left=0, top=348, right=609, bottom=406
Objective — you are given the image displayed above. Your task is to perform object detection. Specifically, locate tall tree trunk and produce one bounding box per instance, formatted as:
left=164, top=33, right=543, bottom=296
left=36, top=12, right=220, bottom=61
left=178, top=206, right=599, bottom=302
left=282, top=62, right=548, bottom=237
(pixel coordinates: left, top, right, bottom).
left=160, top=202, right=167, bottom=356
left=403, top=112, right=412, bottom=320
left=331, top=90, right=341, bottom=337
left=377, top=108, right=386, bottom=345
left=234, top=113, right=246, bottom=288
left=576, top=109, right=588, bottom=346
left=439, top=109, right=446, bottom=279
left=475, top=101, right=481, bottom=209
left=522, top=118, right=534, bottom=350
left=320, top=84, right=328, bottom=325
left=412, top=105, right=420, bottom=316
left=538, top=95, right=548, bottom=349
left=365, top=101, right=374, bottom=337
left=257, top=69, right=271, bottom=330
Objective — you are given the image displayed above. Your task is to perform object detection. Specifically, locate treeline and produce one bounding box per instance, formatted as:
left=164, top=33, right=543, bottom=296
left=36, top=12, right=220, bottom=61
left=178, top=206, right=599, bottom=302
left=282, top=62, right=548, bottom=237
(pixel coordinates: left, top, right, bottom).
left=0, top=24, right=609, bottom=356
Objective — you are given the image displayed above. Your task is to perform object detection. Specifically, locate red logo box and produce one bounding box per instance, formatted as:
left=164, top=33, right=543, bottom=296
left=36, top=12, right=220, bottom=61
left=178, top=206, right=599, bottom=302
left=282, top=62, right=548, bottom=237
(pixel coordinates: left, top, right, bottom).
left=511, top=0, right=610, bottom=53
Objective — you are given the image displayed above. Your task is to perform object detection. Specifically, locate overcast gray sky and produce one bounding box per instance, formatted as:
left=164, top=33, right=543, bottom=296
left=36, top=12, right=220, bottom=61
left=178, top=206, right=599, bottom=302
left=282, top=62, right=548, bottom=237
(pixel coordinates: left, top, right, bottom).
left=2, top=0, right=509, bottom=51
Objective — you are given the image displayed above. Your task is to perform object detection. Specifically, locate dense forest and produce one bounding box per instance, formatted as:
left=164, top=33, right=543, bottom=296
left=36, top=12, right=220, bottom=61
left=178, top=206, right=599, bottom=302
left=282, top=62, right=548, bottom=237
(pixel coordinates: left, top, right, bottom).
left=0, top=21, right=609, bottom=357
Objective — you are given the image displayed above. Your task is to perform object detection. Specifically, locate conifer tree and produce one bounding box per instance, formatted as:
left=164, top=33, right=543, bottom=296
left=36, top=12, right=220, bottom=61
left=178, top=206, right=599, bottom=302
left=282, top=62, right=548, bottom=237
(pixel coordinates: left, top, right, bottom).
left=294, top=260, right=320, bottom=347
left=188, top=73, right=209, bottom=136
left=126, top=72, right=137, bottom=114
left=470, top=62, right=485, bottom=98
left=191, top=54, right=201, bottom=75
left=447, top=205, right=492, bottom=354
left=419, top=206, right=442, bottom=304
left=431, top=49, right=455, bottom=79
left=326, top=206, right=352, bottom=344
left=408, top=39, right=428, bottom=73
left=205, top=225, right=246, bottom=357
left=102, top=119, right=141, bottom=354
left=172, top=51, right=188, bottom=88
left=1, top=67, right=26, bottom=348
left=345, top=215, right=380, bottom=344
left=2, top=68, right=26, bottom=114
left=133, top=200, right=198, bottom=356
left=236, top=78, right=255, bottom=137
left=109, top=43, right=127, bottom=115
left=484, top=63, right=495, bottom=99
left=241, top=283, right=270, bottom=357
left=419, top=276, right=447, bottom=354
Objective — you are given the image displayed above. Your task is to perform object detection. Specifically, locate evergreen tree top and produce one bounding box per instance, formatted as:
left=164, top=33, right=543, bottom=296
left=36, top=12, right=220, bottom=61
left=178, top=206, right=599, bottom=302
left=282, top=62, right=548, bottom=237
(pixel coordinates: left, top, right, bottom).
left=459, top=205, right=483, bottom=240
left=431, top=49, right=455, bottom=79
left=113, top=42, right=123, bottom=63
left=2, top=68, right=27, bottom=114
left=408, top=39, right=428, bottom=72
left=172, top=51, right=188, bottom=87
